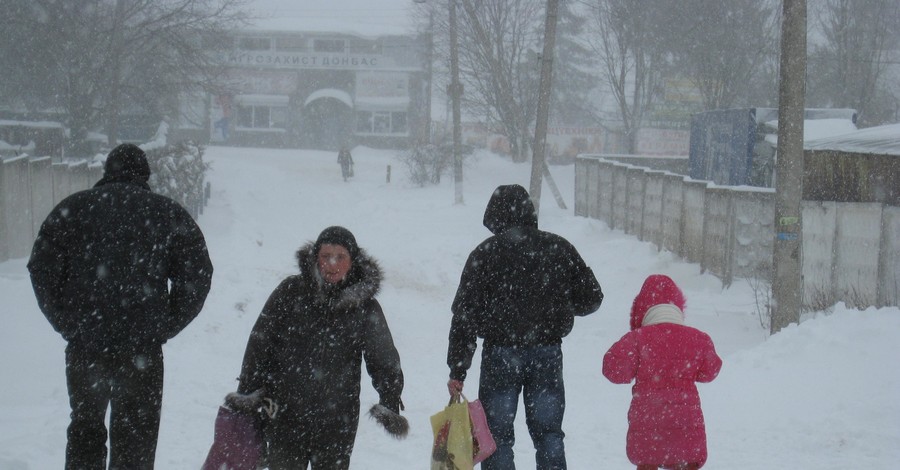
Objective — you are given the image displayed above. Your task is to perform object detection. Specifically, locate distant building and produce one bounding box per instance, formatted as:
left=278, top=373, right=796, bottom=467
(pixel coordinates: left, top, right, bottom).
left=173, top=29, right=428, bottom=150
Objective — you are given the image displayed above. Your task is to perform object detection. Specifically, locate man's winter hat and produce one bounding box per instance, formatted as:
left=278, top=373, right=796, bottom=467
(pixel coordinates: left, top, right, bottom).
left=314, top=226, right=359, bottom=260
left=104, top=143, right=151, bottom=181
left=630, top=274, right=686, bottom=331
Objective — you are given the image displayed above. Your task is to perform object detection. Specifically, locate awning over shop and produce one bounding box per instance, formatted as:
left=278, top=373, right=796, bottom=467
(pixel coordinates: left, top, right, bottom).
left=304, top=89, right=354, bottom=108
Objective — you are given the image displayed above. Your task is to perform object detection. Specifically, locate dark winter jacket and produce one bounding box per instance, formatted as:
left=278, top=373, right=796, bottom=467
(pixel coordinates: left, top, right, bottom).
left=27, top=174, right=213, bottom=350
left=448, top=184, right=603, bottom=381
left=237, top=242, right=404, bottom=428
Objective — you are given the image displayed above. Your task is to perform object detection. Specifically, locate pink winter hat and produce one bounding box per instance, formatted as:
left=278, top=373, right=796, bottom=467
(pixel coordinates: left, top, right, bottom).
left=630, top=274, right=686, bottom=331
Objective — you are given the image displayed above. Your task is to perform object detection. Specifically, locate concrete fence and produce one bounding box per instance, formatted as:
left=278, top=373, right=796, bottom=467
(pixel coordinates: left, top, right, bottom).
left=0, top=156, right=102, bottom=262
left=575, top=155, right=899, bottom=310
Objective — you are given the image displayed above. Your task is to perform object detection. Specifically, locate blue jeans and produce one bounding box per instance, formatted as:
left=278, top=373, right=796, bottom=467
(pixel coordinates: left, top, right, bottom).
left=479, top=344, right=566, bottom=470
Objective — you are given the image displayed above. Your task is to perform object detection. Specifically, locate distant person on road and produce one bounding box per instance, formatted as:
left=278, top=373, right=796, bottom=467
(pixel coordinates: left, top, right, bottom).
left=446, top=184, right=604, bottom=470
left=27, top=143, right=213, bottom=469
left=603, top=274, right=722, bottom=470
left=338, top=146, right=354, bottom=182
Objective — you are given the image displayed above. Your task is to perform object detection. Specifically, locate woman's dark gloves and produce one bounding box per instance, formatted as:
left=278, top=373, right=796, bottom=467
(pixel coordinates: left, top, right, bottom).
left=225, top=389, right=264, bottom=412
left=368, top=396, right=409, bottom=439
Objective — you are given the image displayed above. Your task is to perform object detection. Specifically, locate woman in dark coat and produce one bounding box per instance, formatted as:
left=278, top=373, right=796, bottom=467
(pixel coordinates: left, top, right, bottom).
left=234, top=226, right=407, bottom=469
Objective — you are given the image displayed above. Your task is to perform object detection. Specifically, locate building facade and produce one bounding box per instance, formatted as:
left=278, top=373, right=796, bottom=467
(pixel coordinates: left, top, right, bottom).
left=184, top=30, right=428, bottom=150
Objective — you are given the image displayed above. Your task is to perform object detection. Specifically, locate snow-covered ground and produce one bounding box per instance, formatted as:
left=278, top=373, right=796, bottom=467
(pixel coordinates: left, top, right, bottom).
left=1, top=146, right=898, bottom=469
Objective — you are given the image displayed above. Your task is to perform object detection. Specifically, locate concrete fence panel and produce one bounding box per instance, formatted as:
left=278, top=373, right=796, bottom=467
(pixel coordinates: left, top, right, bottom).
left=661, top=173, right=685, bottom=255
left=586, top=159, right=600, bottom=219
left=29, top=157, right=53, bottom=238
left=52, top=163, right=72, bottom=205
left=701, top=187, right=734, bottom=285
left=879, top=206, right=900, bottom=307
left=1, top=157, right=34, bottom=259
left=641, top=171, right=666, bottom=247
left=732, top=190, right=774, bottom=280
left=611, top=165, right=628, bottom=230
left=801, top=201, right=838, bottom=308
left=624, top=166, right=645, bottom=237
left=571, top=154, right=898, bottom=309
left=574, top=159, right=588, bottom=217
left=833, top=203, right=883, bottom=309
left=1, top=157, right=100, bottom=262
left=0, top=159, right=8, bottom=261
left=597, top=160, right=615, bottom=222
left=71, top=161, right=90, bottom=195
left=681, top=180, right=708, bottom=264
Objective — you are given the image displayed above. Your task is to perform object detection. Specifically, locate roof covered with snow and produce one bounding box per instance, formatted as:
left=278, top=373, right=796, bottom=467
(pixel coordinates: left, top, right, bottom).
left=805, top=123, right=900, bottom=156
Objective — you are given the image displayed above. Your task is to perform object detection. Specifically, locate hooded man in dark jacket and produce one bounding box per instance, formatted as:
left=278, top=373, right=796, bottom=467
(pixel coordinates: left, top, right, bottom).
left=27, top=143, right=213, bottom=469
left=447, top=184, right=603, bottom=470
left=234, top=226, right=406, bottom=469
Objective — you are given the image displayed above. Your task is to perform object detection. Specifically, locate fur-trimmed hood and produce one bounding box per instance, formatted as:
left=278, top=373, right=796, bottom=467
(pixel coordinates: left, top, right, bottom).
left=295, top=241, right=383, bottom=312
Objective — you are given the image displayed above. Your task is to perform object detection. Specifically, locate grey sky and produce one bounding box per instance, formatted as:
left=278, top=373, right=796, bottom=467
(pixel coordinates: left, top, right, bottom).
left=246, top=0, right=419, bottom=36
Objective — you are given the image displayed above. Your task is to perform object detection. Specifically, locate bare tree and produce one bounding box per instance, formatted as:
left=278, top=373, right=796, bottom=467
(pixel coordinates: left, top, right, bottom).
left=586, top=0, right=670, bottom=154
left=455, top=0, right=544, bottom=162
left=0, top=0, right=246, bottom=156
left=808, top=0, right=900, bottom=126
left=415, top=1, right=593, bottom=161
left=548, top=1, right=597, bottom=126
left=667, top=0, right=779, bottom=110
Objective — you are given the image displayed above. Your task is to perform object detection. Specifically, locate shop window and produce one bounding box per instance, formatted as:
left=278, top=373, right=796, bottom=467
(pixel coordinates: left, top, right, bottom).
left=356, top=111, right=373, bottom=133
left=373, top=111, right=391, bottom=133
left=239, top=37, right=271, bottom=51
left=236, top=105, right=287, bottom=129
left=314, top=38, right=345, bottom=53
left=276, top=36, right=306, bottom=51
left=355, top=110, right=408, bottom=135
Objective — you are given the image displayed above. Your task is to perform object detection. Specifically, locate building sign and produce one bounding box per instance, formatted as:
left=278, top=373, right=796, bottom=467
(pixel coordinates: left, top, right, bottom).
left=226, top=69, right=297, bottom=95
left=664, top=78, right=703, bottom=103
left=636, top=128, right=690, bottom=156
left=226, top=52, right=386, bottom=70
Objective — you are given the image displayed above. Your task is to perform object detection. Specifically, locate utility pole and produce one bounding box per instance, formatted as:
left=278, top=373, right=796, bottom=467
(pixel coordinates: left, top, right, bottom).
left=449, top=0, right=464, bottom=205
left=528, top=0, right=560, bottom=217
left=771, top=0, right=806, bottom=334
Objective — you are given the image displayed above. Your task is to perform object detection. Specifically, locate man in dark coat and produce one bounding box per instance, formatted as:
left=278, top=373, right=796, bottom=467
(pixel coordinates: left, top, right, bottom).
left=27, top=143, right=213, bottom=470
left=447, top=184, right=603, bottom=470
left=235, top=226, right=406, bottom=469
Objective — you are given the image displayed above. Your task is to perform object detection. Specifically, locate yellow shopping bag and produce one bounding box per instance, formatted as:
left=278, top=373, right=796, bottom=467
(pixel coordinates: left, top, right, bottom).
left=430, top=396, right=474, bottom=470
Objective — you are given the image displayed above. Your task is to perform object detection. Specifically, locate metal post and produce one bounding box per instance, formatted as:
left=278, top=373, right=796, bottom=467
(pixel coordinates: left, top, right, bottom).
left=772, top=0, right=806, bottom=334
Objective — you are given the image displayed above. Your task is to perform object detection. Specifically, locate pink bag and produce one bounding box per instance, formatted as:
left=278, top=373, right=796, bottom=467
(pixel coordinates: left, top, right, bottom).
left=201, top=406, right=263, bottom=470
left=465, top=396, right=497, bottom=464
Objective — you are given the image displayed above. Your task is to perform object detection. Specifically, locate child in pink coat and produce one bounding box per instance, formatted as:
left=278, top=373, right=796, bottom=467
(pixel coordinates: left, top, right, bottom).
left=603, top=274, right=722, bottom=470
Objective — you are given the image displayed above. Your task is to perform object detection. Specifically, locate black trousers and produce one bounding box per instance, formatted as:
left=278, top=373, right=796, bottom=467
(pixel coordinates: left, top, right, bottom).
left=264, top=410, right=357, bottom=470
left=64, top=342, right=164, bottom=470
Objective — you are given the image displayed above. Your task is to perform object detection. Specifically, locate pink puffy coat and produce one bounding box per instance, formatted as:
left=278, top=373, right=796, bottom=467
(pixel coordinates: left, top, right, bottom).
left=603, top=275, right=722, bottom=468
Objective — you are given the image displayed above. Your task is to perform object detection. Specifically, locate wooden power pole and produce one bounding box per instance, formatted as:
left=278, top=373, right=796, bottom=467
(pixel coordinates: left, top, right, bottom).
left=529, top=0, right=560, bottom=217
left=771, top=0, right=807, bottom=334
